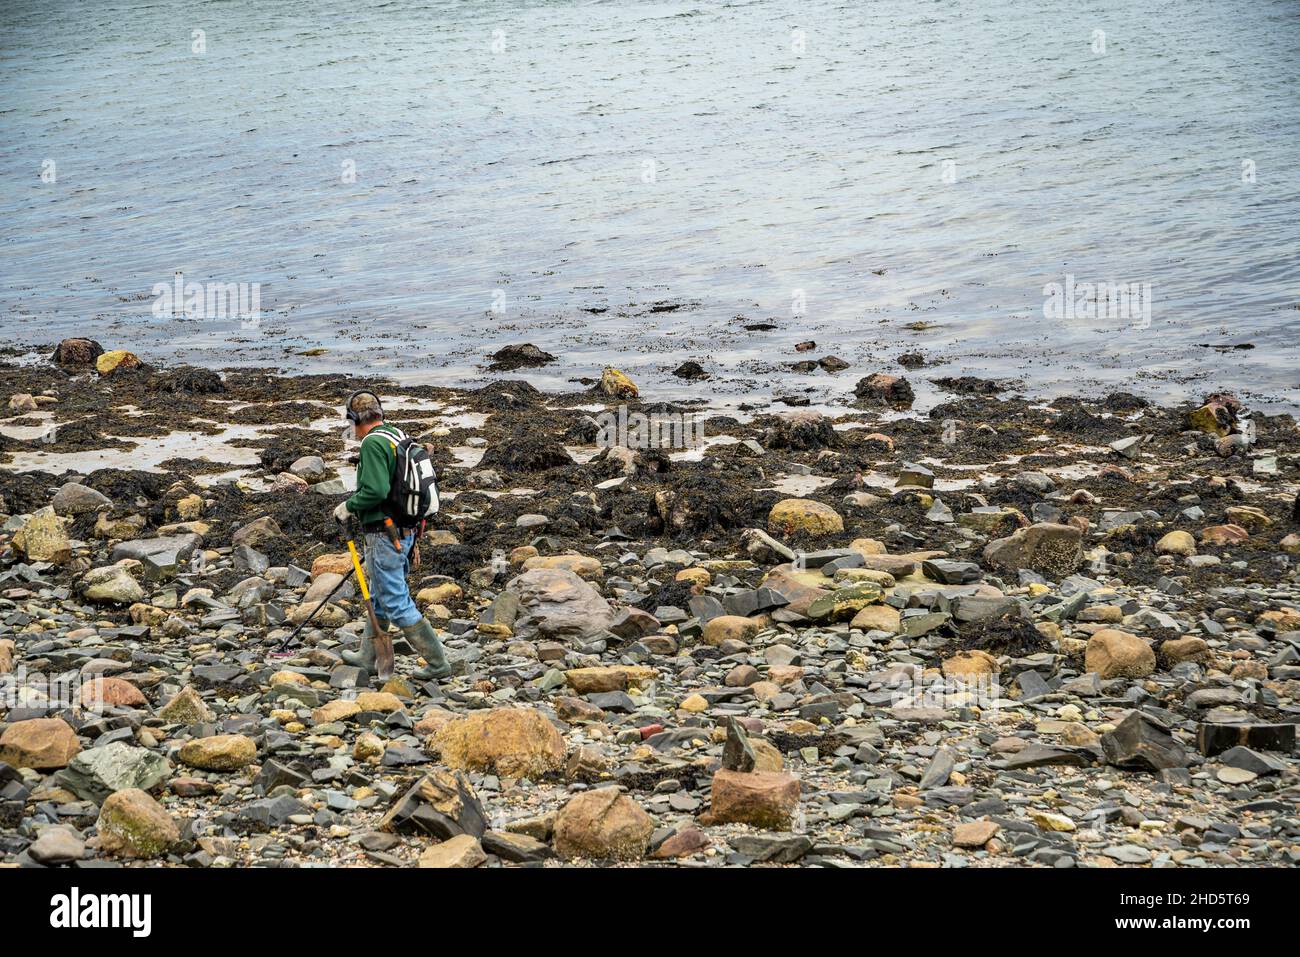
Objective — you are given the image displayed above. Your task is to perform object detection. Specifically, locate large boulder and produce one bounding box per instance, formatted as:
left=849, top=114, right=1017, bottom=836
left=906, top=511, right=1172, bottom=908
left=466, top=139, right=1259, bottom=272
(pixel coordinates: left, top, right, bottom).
left=709, top=769, right=801, bottom=829
left=51, top=482, right=114, bottom=516
left=553, top=786, right=654, bottom=861
left=434, top=707, right=565, bottom=779
left=11, top=511, right=72, bottom=564
left=109, top=533, right=203, bottom=565
left=505, top=567, right=615, bottom=640
left=96, top=788, right=181, bottom=858
left=57, top=742, right=172, bottom=803
left=1085, top=629, right=1155, bottom=679
left=983, top=522, right=1082, bottom=579
left=767, top=499, right=844, bottom=537
left=854, top=373, right=914, bottom=408
left=51, top=337, right=104, bottom=367
left=380, top=769, right=487, bottom=840
left=1100, top=711, right=1187, bottom=770
left=0, top=717, right=82, bottom=769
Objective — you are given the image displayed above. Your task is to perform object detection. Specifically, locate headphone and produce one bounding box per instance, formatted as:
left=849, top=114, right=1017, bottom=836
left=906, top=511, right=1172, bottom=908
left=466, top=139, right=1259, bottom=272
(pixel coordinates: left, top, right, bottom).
left=345, top=390, right=384, bottom=425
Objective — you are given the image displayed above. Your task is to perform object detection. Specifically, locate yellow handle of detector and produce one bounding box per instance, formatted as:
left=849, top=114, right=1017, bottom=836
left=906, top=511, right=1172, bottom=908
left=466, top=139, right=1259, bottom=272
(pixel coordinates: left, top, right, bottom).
left=347, top=540, right=371, bottom=602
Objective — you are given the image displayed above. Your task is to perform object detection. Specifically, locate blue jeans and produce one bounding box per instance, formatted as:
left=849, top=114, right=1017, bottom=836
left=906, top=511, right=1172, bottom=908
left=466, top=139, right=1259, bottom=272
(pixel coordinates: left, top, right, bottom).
left=363, top=530, right=421, bottom=628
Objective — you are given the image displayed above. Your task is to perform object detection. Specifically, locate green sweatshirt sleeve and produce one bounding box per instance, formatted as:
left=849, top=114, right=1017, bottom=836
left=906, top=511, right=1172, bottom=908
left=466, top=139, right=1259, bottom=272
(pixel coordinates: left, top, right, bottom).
left=346, top=431, right=396, bottom=523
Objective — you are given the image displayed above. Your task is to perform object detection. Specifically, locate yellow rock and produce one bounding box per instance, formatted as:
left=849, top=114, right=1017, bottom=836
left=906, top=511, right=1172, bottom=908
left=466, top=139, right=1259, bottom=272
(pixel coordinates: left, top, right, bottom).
left=1029, top=811, right=1076, bottom=832
left=269, top=671, right=309, bottom=688
left=434, top=707, right=565, bottom=778
left=1161, top=636, right=1211, bottom=665
left=355, top=691, right=404, bottom=713
left=1085, top=629, right=1155, bottom=679
left=178, top=734, right=256, bottom=771
left=312, top=699, right=362, bottom=725
left=418, top=834, right=487, bottom=868
left=11, top=512, right=72, bottom=564
left=850, top=604, right=900, bottom=634
left=675, top=567, right=711, bottom=587
left=1060, top=723, right=1100, bottom=747
left=701, top=615, right=762, bottom=646
left=1258, top=608, right=1300, bottom=632
left=751, top=738, right=784, bottom=772
left=416, top=582, right=463, bottom=606
left=174, top=494, right=204, bottom=521
left=353, top=732, right=385, bottom=761
left=95, top=349, right=141, bottom=375
left=381, top=676, right=415, bottom=698
left=311, top=553, right=352, bottom=578
left=679, top=693, right=709, bottom=713
left=849, top=537, right=887, bottom=555
left=1187, top=403, right=1230, bottom=437
left=1155, top=530, right=1196, bottom=556
left=768, top=498, right=844, bottom=537
left=942, top=650, right=999, bottom=679
left=599, top=367, right=639, bottom=399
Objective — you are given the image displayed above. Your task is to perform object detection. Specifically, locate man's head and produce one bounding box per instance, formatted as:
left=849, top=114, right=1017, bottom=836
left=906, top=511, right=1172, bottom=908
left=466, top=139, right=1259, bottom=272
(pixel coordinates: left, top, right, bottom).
left=345, top=390, right=384, bottom=438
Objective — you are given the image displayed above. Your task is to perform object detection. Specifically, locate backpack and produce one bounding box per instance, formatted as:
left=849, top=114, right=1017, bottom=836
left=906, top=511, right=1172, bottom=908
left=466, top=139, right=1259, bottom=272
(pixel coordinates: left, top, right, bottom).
left=371, top=426, right=440, bottom=525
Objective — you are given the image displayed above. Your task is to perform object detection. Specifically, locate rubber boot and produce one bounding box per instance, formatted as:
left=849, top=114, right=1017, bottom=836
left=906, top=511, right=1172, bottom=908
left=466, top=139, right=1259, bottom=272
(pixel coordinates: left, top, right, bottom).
left=402, top=619, right=455, bottom=681
left=341, top=615, right=390, bottom=672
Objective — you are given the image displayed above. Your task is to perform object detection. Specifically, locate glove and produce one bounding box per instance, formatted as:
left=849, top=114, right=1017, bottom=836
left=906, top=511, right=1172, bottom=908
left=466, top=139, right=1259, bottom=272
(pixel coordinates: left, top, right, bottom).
left=333, top=502, right=351, bottom=524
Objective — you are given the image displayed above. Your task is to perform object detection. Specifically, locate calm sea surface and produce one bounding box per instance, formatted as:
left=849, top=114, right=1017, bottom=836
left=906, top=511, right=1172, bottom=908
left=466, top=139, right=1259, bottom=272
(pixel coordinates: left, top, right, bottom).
left=2, top=0, right=1298, bottom=409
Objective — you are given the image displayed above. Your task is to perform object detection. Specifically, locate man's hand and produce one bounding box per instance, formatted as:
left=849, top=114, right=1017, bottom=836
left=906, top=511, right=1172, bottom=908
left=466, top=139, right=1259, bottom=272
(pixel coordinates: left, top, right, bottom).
left=333, top=502, right=351, bottom=524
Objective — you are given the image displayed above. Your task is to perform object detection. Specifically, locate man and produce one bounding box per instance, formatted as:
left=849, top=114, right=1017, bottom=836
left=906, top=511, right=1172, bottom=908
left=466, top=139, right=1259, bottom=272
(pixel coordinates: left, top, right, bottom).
left=332, top=391, right=454, bottom=680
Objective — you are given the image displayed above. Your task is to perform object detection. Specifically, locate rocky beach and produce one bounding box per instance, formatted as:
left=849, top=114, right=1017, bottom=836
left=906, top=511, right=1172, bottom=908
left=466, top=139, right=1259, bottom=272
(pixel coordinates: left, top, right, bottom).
left=0, top=339, right=1297, bottom=869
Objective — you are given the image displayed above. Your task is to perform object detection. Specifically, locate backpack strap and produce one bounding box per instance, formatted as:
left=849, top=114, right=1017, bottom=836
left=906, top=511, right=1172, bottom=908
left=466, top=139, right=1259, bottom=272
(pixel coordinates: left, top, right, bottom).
left=360, top=424, right=406, bottom=452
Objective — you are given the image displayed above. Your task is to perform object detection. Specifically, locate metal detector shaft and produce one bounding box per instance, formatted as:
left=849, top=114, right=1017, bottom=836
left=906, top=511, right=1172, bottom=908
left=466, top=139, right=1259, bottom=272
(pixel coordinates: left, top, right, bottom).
left=275, top=565, right=356, bottom=652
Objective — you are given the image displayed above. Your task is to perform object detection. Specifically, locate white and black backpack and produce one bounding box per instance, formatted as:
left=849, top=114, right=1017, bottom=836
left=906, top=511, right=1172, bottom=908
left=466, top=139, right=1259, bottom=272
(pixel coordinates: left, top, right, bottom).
left=373, top=426, right=439, bottom=525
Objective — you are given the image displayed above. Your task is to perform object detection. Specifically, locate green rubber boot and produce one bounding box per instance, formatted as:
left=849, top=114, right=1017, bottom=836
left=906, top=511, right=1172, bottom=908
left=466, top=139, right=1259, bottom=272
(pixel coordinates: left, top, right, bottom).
left=341, top=615, right=390, bottom=672
left=402, top=619, right=455, bottom=681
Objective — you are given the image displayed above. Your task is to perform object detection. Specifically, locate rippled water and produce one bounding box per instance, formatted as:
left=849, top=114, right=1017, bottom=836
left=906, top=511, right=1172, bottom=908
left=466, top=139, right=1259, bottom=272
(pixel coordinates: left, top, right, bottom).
left=2, top=0, right=1298, bottom=409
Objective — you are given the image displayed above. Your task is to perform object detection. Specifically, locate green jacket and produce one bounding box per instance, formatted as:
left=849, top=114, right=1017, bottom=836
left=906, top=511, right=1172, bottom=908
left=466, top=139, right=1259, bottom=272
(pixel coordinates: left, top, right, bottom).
left=345, top=424, right=402, bottom=525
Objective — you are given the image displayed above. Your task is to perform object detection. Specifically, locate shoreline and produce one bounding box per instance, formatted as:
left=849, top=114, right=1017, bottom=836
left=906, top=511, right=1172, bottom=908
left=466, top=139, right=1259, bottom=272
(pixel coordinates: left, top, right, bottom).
left=0, top=340, right=1297, bottom=868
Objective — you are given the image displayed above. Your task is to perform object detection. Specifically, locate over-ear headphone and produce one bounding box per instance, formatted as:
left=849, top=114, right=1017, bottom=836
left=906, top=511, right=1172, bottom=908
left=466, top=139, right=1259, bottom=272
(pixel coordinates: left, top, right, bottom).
left=345, top=390, right=383, bottom=424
